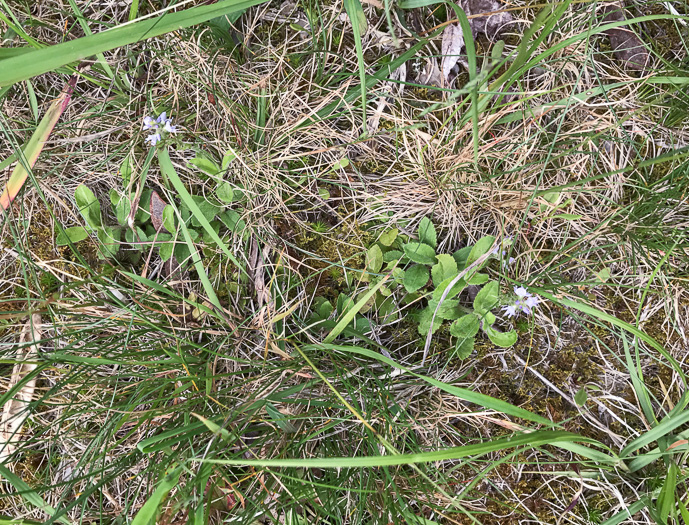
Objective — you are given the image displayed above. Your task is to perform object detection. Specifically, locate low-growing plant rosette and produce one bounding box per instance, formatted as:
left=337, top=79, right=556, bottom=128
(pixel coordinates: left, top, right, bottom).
left=306, top=218, right=548, bottom=361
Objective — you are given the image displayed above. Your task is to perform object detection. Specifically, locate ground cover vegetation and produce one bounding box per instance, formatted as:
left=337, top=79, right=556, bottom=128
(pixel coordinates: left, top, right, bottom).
left=0, top=0, right=688, bottom=523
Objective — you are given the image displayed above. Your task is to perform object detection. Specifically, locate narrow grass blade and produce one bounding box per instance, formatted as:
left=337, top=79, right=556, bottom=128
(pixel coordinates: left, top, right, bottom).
left=198, top=430, right=590, bottom=468
left=600, top=497, right=651, bottom=525
left=301, top=36, right=431, bottom=132
left=131, top=465, right=182, bottom=525
left=0, top=465, right=70, bottom=525
left=65, top=0, right=118, bottom=84
left=157, top=148, right=246, bottom=276
left=0, top=0, right=267, bottom=87
left=0, top=76, right=76, bottom=210
left=343, top=0, right=368, bottom=134
left=313, top=343, right=557, bottom=427
left=323, top=275, right=389, bottom=344
left=535, top=289, right=686, bottom=383
left=657, top=461, right=678, bottom=524
left=619, top=410, right=689, bottom=459
left=174, top=199, right=222, bottom=310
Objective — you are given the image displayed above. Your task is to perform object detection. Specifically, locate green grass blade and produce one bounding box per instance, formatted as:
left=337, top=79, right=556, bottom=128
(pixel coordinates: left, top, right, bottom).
left=620, top=410, right=689, bottom=459
left=657, top=461, right=678, bottom=524
left=0, top=0, right=267, bottom=87
left=343, top=0, right=368, bottom=135
left=310, top=344, right=554, bottom=427
left=198, top=430, right=591, bottom=468
left=0, top=465, right=70, bottom=525
left=323, top=276, right=390, bottom=344
left=65, top=0, right=117, bottom=83
left=173, top=199, right=222, bottom=310
left=131, top=465, right=182, bottom=525
left=157, top=148, right=246, bottom=276
left=535, top=289, right=686, bottom=384
left=600, top=497, right=651, bottom=525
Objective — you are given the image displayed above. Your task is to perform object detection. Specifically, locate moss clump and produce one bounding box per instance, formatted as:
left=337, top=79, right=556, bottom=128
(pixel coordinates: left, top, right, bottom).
left=295, top=220, right=371, bottom=273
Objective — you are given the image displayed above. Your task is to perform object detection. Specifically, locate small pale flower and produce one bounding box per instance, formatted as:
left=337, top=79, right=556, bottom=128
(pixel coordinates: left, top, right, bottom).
left=143, top=116, right=158, bottom=130
left=503, top=305, right=517, bottom=317
left=146, top=133, right=161, bottom=146
left=502, top=286, right=542, bottom=319
left=144, top=112, right=177, bottom=146
left=514, top=286, right=530, bottom=298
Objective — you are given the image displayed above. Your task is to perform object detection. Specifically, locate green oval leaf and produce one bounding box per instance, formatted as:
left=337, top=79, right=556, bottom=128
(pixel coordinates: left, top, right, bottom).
left=450, top=314, right=480, bottom=339
left=467, top=235, right=495, bottom=266
left=383, top=249, right=404, bottom=263
left=97, top=226, right=120, bottom=258
left=75, top=184, right=102, bottom=229
left=162, top=205, right=176, bottom=233
left=404, top=264, right=429, bottom=293
left=453, top=246, right=472, bottom=269
left=431, top=254, right=458, bottom=287
left=432, top=276, right=467, bottom=302
left=473, top=281, right=499, bottom=315
left=379, top=228, right=398, bottom=247
left=366, top=244, right=383, bottom=273
left=455, top=337, right=475, bottom=359
left=574, top=387, right=588, bottom=407
left=56, top=226, right=88, bottom=245
left=403, top=242, right=436, bottom=265
left=484, top=325, right=518, bottom=348
left=418, top=217, right=437, bottom=248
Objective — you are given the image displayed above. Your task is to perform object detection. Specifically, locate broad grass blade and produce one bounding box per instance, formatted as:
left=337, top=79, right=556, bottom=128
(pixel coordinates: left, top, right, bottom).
left=0, top=76, right=76, bottom=211
left=131, top=465, right=182, bottom=525
left=0, top=0, right=267, bottom=87
left=0, top=464, right=70, bottom=525
left=343, top=0, right=368, bottom=133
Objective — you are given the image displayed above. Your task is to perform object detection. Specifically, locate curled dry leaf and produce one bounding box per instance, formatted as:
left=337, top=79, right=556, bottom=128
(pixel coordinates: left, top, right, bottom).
left=0, top=313, right=41, bottom=463
left=150, top=190, right=169, bottom=232
left=249, top=236, right=272, bottom=310
left=441, top=23, right=466, bottom=85
left=602, top=2, right=650, bottom=72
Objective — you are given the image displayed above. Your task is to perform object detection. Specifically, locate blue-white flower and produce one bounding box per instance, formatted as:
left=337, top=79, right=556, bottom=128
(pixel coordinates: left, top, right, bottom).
left=143, top=116, right=158, bottom=130
left=514, top=286, right=530, bottom=298
left=145, top=133, right=161, bottom=146
left=143, top=112, right=177, bottom=146
left=503, top=286, right=542, bottom=318
left=502, top=304, right=517, bottom=318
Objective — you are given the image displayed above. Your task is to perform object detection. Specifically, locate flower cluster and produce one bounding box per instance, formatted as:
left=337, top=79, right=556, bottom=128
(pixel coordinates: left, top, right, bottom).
left=143, top=112, right=177, bottom=146
left=502, top=286, right=540, bottom=318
